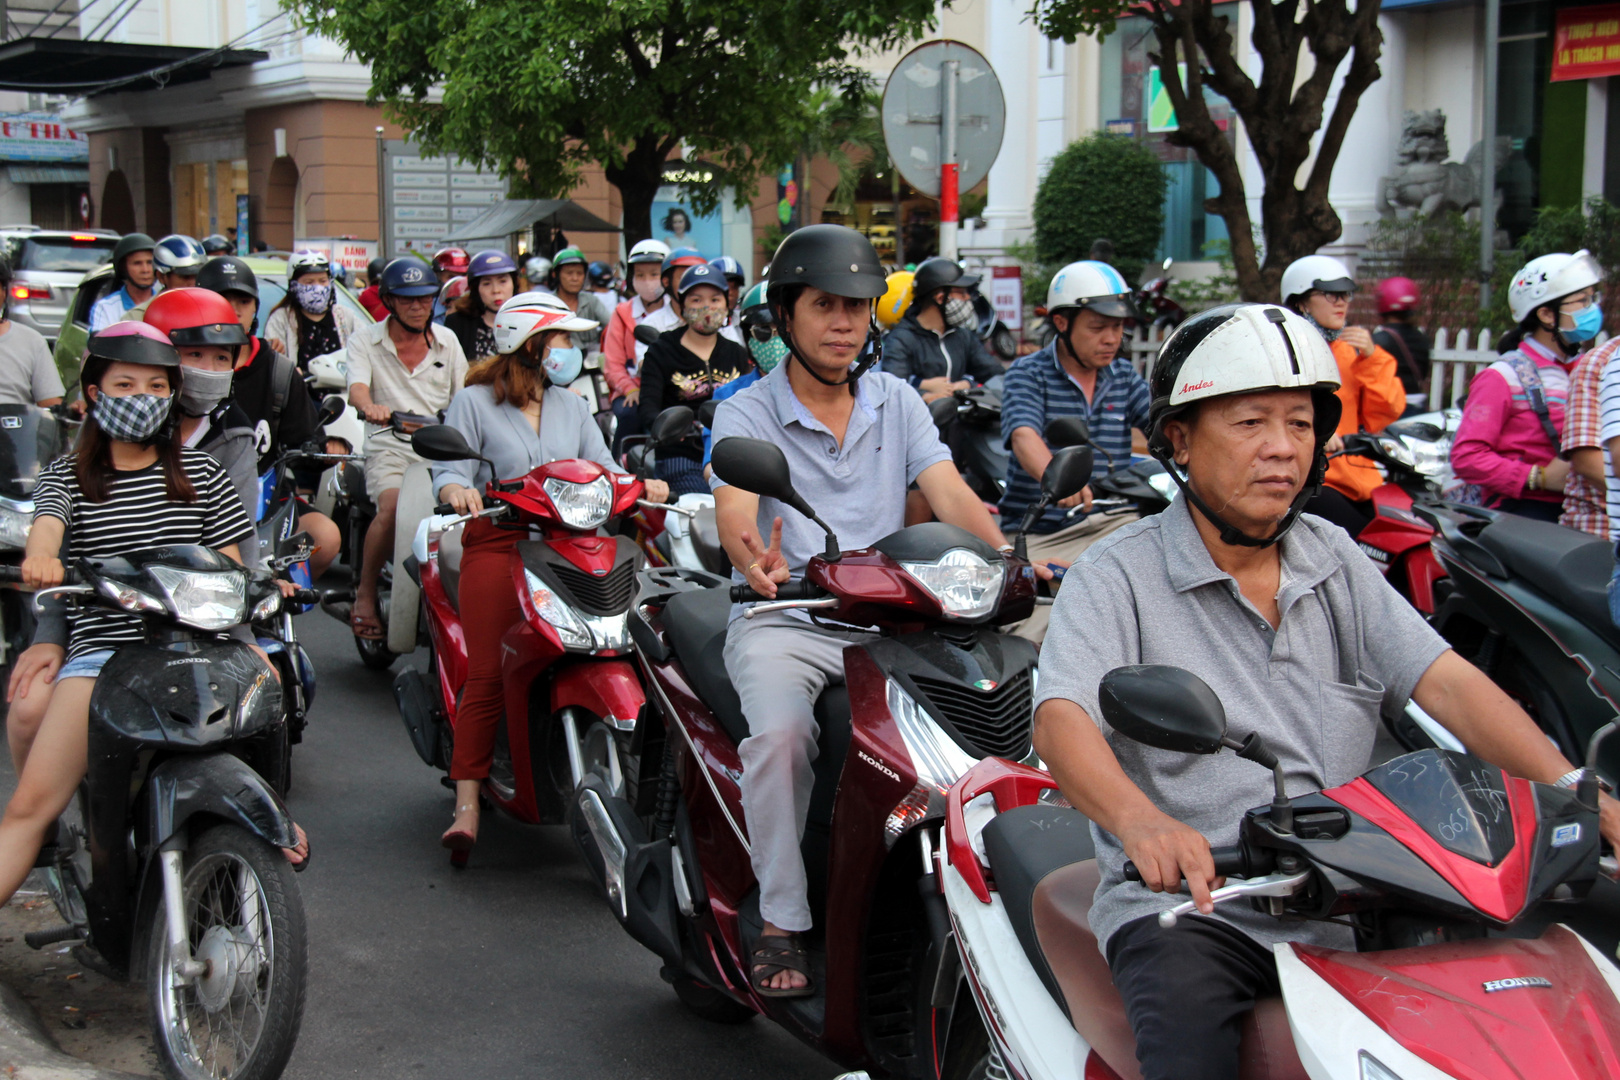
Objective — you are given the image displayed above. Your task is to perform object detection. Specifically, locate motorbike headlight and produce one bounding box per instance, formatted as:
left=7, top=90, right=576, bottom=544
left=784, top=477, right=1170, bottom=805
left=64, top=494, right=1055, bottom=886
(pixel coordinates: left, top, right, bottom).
left=146, top=566, right=247, bottom=630
left=899, top=547, right=1004, bottom=621
left=1358, top=1052, right=1406, bottom=1080
left=523, top=569, right=592, bottom=649
left=0, top=500, right=31, bottom=550
left=97, top=578, right=166, bottom=615
left=1374, top=435, right=1416, bottom=469
left=543, top=475, right=614, bottom=531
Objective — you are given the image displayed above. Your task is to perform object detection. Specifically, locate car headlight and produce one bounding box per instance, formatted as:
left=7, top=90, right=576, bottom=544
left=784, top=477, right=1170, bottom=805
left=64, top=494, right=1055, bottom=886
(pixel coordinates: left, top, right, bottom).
left=0, top=500, right=30, bottom=550
left=543, top=475, right=614, bottom=531
left=146, top=566, right=247, bottom=630
left=523, top=569, right=592, bottom=649
left=899, top=547, right=1004, bottom=621
left=1358, top=1052, right=1406, bottom=1080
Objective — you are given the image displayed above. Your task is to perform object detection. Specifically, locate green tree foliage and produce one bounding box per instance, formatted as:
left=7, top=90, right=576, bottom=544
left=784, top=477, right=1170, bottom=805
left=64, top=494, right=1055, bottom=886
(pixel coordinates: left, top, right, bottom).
left=1033, top=133, right=1168, bottom=284
left=1031, top=0, right=1384, bottom=301
left=289, top=0, right=936, bottom=247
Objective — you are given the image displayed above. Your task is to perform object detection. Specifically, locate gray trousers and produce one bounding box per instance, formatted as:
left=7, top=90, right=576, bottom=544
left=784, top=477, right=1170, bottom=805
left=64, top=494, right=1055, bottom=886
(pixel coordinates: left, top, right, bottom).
left=1005, top=510, right=1139, bottom=644
left=723, top=610, right=876, bottom=932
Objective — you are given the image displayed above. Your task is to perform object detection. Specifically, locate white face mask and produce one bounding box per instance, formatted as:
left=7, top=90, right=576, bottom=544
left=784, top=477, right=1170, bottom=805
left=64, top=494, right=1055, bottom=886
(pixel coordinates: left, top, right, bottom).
left=634, top=277, right=664, bottom=305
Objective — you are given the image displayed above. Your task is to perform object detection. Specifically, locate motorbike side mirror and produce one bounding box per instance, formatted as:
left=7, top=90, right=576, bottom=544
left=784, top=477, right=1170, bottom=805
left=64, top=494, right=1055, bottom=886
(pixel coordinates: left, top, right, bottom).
left=411, top=424, right=487, bottom=464
left=1099, top=665, right=1229, bottom=753
left=1042, top=445, right=1094, bottom=502
left=928, top=396, right=957, bottom=431
left=1163, top=257, right=1173, bottom=272
left=1045, top=415, right=1091, bottom=449
left=633, top=323, right=662, bottom=347
left=316, top=395, right=345, bottom=427
left=696, top=399, right=719, bottom=430
left=711, top=437, right=841, bottom=561
left=649, top=405, right=695, bottom=446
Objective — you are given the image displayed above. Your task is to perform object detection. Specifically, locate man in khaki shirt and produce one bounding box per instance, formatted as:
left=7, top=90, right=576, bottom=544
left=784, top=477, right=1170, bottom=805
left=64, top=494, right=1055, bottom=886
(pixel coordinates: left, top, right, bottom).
left=347, top=259, right=468, bottom=640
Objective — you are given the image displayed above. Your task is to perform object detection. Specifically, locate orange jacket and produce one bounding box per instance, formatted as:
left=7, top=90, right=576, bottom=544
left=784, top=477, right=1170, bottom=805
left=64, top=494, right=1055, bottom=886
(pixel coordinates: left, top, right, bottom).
left=1325, top=338, right=1406, bottom=502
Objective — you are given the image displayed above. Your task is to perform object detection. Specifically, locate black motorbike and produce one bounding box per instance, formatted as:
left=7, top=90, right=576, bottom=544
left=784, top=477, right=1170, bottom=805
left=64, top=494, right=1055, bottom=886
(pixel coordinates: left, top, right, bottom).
left=0, top=403, right=70, bottom=670
left=1417, top=502, right=1620, bottom=779
left=928, top=385, right=1010, bottom=503
left=1, top=546, right=307, bottom=1080
left=1044, top=414, right=1174, bottom=521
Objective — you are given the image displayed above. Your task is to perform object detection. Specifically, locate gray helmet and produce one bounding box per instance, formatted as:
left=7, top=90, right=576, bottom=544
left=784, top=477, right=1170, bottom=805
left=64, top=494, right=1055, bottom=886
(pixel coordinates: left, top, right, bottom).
left=110, top=232, right=156, bottom=279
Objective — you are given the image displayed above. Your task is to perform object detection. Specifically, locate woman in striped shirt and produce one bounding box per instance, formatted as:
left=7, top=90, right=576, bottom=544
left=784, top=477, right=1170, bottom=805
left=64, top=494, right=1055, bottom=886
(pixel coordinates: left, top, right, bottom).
left=0, top=324, right=306, bottom=907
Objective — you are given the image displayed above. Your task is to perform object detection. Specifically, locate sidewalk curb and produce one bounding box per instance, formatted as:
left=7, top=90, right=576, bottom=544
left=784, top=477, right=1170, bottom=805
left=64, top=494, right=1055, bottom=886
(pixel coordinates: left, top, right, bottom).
left=0, top=980, right=149, bottom=1079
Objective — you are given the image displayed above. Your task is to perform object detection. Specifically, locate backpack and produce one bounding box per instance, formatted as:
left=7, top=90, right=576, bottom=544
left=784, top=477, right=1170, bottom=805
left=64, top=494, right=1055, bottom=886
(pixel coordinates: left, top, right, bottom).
left=268, top=346, right=297, bottom=434
left=1444, top=350, right=1561, bottom=506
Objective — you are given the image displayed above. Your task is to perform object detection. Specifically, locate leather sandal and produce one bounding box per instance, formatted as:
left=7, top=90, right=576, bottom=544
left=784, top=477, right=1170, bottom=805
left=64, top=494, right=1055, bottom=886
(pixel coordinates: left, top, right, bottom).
left=750, top=933, right=815, bottom=999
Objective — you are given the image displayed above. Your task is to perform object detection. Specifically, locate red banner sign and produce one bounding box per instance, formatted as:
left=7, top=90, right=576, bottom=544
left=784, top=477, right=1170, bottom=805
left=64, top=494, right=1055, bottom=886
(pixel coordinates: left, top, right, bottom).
left=1553, top=5, right=1620, bottom=81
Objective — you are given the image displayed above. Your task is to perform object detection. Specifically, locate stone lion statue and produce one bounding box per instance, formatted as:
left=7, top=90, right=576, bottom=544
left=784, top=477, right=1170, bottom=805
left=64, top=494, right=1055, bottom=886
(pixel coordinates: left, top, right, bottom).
left=1377, top=109, right=1508, bottom=219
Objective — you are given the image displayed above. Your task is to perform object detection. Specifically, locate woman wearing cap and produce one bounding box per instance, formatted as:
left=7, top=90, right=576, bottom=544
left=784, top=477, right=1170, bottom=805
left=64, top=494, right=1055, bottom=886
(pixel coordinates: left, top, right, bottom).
left=264, top=250, right=364, bottom=369
left=0, top=323, right=308, bottom=892
left=547, top=247, right=611, bottom=352
left=1449, top=250, right=1603, bottom=522
left=432, top=292, right=668, bottom=864
left=638, top=263, right=749, bottom=495
left=442, top=250, right=518, bottom=362
left=1280, top=254, right=1405, bottom=537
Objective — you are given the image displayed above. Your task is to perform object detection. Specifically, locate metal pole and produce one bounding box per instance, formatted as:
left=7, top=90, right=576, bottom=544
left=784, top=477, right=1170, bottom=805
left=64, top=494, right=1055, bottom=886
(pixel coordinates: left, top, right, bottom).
left=1479, top=0, right=1499, bottom=312
left=375, top=126, right=386, bottom=261
left=939, top=58, right=960, bottom=262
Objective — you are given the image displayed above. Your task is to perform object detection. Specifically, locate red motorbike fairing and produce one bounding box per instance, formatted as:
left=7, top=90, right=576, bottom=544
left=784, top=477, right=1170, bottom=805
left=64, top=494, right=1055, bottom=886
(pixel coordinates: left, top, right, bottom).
left=1292, top=927, right=1620, bottom=1079
left=1360, top=485, right=1443, bottom=615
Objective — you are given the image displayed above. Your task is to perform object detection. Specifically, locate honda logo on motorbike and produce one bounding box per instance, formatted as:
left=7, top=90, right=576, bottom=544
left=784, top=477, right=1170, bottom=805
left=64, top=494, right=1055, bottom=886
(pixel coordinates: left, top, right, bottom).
left=1483, top=976, right=1552, bottom=993
left=857, top=750, right=900, bottom=782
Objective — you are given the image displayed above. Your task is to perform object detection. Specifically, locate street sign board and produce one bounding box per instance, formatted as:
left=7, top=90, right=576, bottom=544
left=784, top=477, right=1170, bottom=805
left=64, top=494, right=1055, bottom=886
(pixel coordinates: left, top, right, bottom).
left=881, top=40, right=1005, bottom=200
left=379, top=140, right=507, bottom=259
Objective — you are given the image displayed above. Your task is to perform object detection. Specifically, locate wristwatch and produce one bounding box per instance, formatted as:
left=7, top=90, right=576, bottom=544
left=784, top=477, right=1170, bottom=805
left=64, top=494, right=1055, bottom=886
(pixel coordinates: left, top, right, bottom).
left=1554, top=767, right=1613, bottom=794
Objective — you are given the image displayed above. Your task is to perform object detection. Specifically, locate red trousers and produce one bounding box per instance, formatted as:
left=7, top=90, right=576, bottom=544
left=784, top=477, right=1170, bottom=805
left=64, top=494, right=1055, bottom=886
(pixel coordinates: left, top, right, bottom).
left=448, top=519, right=522, bottom=781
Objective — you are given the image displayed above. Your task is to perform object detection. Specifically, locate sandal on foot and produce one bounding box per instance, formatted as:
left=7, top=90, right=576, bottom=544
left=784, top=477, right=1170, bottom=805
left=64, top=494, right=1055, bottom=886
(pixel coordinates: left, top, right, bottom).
left=750, top=934, right=815, bottom=999
left=350, top=610, right=384, bottom=640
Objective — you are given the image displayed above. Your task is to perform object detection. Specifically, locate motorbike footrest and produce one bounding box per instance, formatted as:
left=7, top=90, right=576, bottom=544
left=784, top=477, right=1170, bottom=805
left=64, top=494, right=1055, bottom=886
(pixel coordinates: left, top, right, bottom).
left=25, top=925, right=80, bottom=950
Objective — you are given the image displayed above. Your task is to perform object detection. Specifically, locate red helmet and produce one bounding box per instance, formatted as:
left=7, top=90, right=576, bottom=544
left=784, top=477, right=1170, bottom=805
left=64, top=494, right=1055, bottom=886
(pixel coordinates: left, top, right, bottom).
left=432, top=247, right=471, bottom=275
left=145, top=287, right=251, bottom=348
left=439, top=275, right=469, bottom=303
left=1374, top=276, right=1420, bottom=314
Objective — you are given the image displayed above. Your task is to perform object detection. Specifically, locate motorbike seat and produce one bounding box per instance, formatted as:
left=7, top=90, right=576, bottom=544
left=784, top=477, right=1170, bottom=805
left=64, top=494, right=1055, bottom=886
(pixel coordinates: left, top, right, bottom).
left=1476, top=515, right=1616, bottom=645
left=436, top=523, right=465, bottom=613
left=983, top=805, right=1306, bottom=1080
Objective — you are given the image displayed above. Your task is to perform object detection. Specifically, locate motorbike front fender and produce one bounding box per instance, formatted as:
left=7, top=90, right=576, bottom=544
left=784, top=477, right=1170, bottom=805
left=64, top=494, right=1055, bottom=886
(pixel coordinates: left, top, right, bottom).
left=145, top=753, right=298, bottom=853
left=552, top=658, right=646, bottom=729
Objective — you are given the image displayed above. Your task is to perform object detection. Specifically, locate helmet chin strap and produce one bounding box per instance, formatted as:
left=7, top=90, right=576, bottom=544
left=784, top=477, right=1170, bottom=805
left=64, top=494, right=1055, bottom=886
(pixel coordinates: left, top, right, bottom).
left=1151, top=448, right=1328, bottom=550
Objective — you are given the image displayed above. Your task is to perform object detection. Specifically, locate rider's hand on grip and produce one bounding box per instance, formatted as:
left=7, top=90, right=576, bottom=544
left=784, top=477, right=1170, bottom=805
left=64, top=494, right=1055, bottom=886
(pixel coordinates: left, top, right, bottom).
left=737, top=516, right=790, bottom=600
left=1116, top=808, right=1221, bottom=914
left=20, top=555, right=62, bottom=590
left=439, top=484, right=483, bottom=516
left=358, top=402, right=393, bottom=426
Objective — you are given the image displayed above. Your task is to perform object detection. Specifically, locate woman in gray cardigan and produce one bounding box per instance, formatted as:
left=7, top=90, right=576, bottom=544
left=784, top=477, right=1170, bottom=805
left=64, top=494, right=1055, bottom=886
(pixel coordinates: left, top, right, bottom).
left=429, top=291, right=669, bottom=864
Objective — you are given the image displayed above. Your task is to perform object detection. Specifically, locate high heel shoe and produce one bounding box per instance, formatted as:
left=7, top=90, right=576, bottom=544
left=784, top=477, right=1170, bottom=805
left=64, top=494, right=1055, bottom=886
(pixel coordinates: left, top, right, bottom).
left=441, top=804, right=478, bottom=868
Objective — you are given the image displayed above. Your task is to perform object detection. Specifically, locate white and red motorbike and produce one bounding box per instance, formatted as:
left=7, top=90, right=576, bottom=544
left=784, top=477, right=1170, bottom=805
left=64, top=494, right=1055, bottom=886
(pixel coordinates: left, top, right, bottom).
left=937, top=664, right=1620, bottom=1080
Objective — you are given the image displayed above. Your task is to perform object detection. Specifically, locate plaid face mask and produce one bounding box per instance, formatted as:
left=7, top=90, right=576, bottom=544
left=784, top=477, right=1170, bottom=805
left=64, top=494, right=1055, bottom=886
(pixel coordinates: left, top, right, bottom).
left=95, top=391, right=172, bottom=444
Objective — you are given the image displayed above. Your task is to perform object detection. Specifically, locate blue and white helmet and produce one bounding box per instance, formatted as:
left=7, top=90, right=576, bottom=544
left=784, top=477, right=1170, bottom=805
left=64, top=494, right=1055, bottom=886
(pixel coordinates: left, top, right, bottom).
left=1046, top=260, right=1134, bottom=320
left=153, top=234, right=207, bottom=276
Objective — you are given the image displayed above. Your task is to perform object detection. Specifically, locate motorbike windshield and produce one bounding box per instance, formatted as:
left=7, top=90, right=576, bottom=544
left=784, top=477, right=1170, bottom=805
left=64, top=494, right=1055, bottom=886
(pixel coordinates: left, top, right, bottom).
left=0, top=405, right=62, bottom=501
left=1365, top=749, right=1516, bottom=867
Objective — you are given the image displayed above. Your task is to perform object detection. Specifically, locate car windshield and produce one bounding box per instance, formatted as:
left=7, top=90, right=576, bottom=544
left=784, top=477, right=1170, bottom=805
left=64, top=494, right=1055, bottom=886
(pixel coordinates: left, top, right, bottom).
left=12, top=236, right=116, bottom=273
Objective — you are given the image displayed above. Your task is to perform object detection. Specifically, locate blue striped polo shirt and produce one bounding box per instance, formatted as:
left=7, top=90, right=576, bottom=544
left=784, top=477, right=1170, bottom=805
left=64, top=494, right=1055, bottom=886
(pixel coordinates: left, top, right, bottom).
left=999, top=341, right=1152, bottom=533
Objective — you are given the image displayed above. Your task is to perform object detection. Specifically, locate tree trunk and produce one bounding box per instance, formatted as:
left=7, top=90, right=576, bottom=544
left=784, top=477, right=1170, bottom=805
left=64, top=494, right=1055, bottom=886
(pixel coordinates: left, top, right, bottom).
left=606, top=134, right=674, bottom=251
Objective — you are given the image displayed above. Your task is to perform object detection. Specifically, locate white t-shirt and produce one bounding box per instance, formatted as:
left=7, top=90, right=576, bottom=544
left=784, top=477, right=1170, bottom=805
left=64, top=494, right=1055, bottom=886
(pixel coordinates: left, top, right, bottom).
left=0, top=321, right=64, bottom=405
left=1596, top=349, right=1620, bottom=540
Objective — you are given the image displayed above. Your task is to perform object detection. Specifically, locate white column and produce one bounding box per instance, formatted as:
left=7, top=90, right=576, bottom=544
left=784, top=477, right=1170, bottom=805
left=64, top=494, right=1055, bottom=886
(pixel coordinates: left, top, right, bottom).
left=1584, top=77, right=1609, bottom=207
left=982, top=0, right=1034, bottom=249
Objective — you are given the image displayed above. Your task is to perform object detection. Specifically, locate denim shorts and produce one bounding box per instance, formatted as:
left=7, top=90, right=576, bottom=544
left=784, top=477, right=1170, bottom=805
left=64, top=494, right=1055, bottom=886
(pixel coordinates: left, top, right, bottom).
left=58, top=649, right=114, bottom=680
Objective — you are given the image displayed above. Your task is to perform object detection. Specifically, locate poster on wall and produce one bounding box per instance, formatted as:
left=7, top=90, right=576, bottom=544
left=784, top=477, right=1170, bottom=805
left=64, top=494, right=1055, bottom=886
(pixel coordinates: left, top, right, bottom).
left=1552, top=5, right=1620, bottom=81
left=651, top=189, right=722, bottom=257
left=989, top=266, right=1023, bottom=331
left=236, top=196, right=250, bottom=256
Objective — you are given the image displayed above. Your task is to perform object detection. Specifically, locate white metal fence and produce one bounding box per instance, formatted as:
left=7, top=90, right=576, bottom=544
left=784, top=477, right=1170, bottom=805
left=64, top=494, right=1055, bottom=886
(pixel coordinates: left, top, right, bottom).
left=1125, top=324, right=1613, bottom=411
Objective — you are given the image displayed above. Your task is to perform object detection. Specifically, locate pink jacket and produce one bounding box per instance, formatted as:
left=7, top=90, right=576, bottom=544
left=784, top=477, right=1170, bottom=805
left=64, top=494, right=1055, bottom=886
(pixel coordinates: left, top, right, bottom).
left=602, top=301, right=640, bottom=400
left=1450, top=341, right=1572, bottom=505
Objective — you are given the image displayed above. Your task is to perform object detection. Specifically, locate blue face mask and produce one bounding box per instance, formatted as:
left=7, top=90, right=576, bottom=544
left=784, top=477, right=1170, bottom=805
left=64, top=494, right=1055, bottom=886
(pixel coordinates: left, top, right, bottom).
left=543, top=345, right=583, bottom=386
left=1561, top=302, right=1604, bottom=347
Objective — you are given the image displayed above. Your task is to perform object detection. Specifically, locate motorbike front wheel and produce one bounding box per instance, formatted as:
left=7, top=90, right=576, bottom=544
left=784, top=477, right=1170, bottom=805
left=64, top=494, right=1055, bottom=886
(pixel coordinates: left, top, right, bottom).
left=149, top=824, right=307, bottom=1080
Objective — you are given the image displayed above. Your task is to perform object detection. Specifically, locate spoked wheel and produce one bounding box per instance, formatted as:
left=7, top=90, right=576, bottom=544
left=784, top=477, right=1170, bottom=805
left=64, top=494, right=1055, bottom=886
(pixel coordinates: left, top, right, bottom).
left=150, top=825, right=307, bottom=1080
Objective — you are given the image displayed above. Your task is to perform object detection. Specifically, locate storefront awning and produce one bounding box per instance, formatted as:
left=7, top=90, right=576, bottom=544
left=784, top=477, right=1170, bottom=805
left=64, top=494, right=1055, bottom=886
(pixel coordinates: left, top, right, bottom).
left=442, top=198, right=620, bottom=241
left=0, top=37, right=268, bottom=94
left=6, top=165, right=90, bottom=184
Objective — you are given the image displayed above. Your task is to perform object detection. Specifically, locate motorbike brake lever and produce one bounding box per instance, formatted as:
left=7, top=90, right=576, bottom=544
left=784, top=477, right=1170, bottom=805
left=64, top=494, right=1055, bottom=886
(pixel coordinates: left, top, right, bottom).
left=636, top=498, right=696, bottom=518
left=742, top=597, right=839, bottom=619
left=1156, top=869, right=1310, bottom=928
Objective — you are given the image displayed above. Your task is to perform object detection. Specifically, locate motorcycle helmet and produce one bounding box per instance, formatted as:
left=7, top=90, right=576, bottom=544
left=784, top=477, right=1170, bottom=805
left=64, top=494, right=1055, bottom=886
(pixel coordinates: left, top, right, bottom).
left=1046, top=260, right=1134, bottom=319
left=432, top=247, right=471, bottom=276
left=628, top=239, right=670, bottom=266
left=153, top=235, right=208, bottom=277
left=201, top=234, right=233, bottom=255
left=911, top=257, right=980, bottom=307
left=85, top=320, right=181, bottom=367
left=709, top=255, right=746, bottom=288
left=365, top=256, right=388, bottom=285
left=196, top=255, right=259, bottom=300
left=468, top=250, right=519, bottom=280
left=764, top=225, right=887, bottom=388
left=738, top=281, right=771, bottom=331
left=288, top=249, right=333, bottom=280
left=380, top=258, right=439, bottom=298
left=588, top=261, right=615, bottom=289
left=145, top=288, right=251, bottom=349
left=439, top=275, right=469, bottom=306
left=524, top=255, right=553, bottom=285
left=552, top=246, right=587, bottom=270
left=662, top=247, right=707, bottom=274
left=1147, top=303, right=1343, bottom=549
left=1374, top=276, right=1420, bottom=315
left=1279, top=255, right=1356, bottom=308
left=110, top=232, right=157, bottom=280
left=1508, top=250, right=1603, bottom=324
left=676, top=262, right=728, bottom=298
left=876, top=271, right=914, bottom=328
left=491, top=291, right=598, bottom=356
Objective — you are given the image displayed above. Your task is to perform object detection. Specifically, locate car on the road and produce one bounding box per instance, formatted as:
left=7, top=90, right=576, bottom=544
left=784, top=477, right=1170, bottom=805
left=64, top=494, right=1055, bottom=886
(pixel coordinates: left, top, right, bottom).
left=0, top=227, right=119, bottom=344
left=51, top=253, right=376, bottom=400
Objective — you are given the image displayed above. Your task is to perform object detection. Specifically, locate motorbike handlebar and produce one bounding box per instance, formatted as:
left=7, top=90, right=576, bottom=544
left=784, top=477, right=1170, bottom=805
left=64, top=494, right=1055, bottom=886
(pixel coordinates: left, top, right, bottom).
left=1123, top=845, right=1266, bottom=883
left=0, top=564, right=80, bottom=586
left=729, top=580, right=825, bottom=603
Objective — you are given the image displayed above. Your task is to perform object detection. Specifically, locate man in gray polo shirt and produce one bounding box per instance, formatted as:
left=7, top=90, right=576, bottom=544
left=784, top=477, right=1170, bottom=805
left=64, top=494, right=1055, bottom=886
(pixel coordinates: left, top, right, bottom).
left=1033, top=303, right=1620, bottom=1080
left=710, top=226, right=1023, bottom=998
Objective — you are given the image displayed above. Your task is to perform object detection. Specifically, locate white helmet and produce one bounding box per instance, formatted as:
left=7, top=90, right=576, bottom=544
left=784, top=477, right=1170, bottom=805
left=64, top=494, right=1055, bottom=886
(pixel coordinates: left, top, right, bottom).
left=1508, top=249, right=1602, bottom=324
left=524, top=256, right=552, bottom=283
left=492, top=291, right=597, bottom=356
left=153, top=234, right=207, bottom=276
left=628, top=238, right=671, bottom=266
left=1046, top=260, right=1134, bottom=319
left=1279, top=254, right=1355, bottom=306
left=288, top=248, right=333, bottom=278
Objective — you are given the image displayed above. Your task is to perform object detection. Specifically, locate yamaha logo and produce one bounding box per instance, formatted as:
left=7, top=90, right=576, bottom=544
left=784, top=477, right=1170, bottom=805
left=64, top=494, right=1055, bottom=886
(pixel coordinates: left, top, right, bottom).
left=1357, top=541, right=1390, bottom=564
left=1483, top=977, right=1552, bottom=993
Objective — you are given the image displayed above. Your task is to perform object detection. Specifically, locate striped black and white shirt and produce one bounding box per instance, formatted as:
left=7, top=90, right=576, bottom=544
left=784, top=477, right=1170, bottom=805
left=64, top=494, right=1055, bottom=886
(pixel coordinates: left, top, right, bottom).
left=33, top=449, right=255, bottom=659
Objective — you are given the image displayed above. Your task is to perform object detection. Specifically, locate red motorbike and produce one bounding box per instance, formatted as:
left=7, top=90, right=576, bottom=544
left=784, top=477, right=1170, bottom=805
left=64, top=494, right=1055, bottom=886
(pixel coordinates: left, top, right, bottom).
left=570, top=435, right=1091, bottom=1075
left=391, top=423, right=673, bottom=835
left=1340, top=431, right=1448, bottom=616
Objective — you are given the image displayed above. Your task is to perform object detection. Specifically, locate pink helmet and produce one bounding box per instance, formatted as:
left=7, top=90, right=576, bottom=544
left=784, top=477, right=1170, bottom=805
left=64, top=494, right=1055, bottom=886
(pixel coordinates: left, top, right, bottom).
left=1375, top=276, right=1419, bottom=314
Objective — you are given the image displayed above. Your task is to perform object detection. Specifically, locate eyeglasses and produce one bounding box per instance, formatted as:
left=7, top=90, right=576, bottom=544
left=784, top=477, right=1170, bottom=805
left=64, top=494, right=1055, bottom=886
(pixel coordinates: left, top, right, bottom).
left=1559, top=291, right=1602, bottom=310
left=747, top=325, right=776, bottom=343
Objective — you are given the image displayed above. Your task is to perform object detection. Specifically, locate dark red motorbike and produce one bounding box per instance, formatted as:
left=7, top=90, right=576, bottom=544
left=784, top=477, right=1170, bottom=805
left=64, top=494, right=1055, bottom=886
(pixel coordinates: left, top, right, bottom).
left=570, top=435, right=1091, bottom=1075
left=1340, top=431, right=1448, bottom=616
left=391, top=423, right=672, bottom=836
